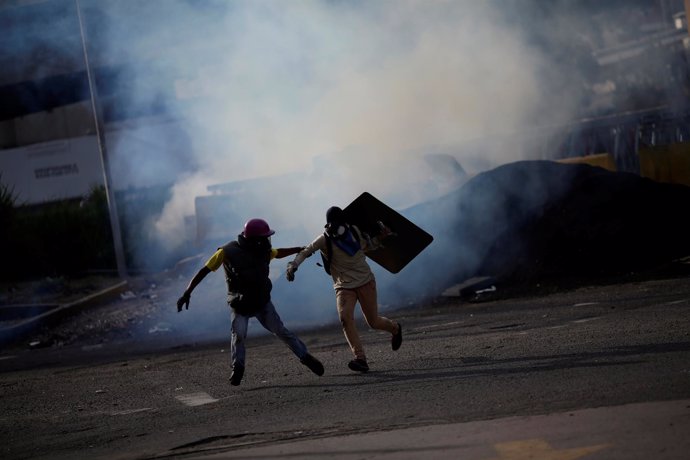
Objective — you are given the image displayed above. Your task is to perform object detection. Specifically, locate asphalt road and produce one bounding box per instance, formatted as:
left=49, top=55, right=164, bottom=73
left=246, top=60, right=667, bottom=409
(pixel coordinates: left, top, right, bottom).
left=1, top=274, right=690, bottom=460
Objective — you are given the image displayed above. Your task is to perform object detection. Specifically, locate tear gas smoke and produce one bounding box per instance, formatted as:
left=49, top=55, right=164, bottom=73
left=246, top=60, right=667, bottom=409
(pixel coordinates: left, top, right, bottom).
left=93, top=0, right=587, bottom=247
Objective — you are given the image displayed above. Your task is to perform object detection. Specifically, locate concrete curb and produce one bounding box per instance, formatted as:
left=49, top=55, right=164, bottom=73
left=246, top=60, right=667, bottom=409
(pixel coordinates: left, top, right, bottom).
left=0, top=280, right=128, bottom=348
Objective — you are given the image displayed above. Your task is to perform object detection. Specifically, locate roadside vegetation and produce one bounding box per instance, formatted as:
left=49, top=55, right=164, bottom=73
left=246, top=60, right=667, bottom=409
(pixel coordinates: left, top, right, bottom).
left=0, top=180, right=193, bottom=283
left=0, top=182, right=115, bottom=280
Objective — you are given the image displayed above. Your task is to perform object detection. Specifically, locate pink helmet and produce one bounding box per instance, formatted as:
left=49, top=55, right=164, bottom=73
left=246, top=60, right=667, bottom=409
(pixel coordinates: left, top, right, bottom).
left=243, top=218, right=275, bottom=238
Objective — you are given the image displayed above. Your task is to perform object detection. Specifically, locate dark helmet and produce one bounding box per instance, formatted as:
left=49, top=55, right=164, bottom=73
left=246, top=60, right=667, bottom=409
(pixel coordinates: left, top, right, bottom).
left=326, top=206, right=346, bottom=226
left=243, top=218, right=275, bottom=238
left=325, top=206, right=348, bottom=237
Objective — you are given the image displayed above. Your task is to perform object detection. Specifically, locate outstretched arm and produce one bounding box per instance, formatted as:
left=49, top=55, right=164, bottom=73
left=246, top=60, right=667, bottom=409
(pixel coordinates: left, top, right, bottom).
left=286, top=235, right=325, bottom=281
left=274, top=246, right=305, bottom=259
left=177, top=266, right=211, bottom=312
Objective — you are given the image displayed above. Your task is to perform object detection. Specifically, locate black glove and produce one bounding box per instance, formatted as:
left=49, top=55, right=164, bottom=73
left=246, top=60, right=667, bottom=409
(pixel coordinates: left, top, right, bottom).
left=177, top=292, right=190, bottom=312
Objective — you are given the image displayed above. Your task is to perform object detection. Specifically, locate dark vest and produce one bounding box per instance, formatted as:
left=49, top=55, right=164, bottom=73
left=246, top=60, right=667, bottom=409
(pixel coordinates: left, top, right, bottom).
left=221, top=239, right=272, bottom=315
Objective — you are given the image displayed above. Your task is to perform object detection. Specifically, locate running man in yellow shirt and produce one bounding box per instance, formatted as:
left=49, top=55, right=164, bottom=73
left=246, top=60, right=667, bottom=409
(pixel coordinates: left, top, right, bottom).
left=177, top=218, right=324, bottom=386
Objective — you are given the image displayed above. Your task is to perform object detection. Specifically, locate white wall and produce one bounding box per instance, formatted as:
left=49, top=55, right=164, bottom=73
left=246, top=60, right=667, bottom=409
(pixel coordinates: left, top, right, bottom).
left=12, top=101, right=94, bottom=146
left=0, top=136, right=104, bottom=205
left=0, top=116, right=192, bottom=205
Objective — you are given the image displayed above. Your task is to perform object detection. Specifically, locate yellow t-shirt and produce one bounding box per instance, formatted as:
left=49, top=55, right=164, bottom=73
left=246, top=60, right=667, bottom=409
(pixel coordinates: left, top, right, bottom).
left=205, top=247, right=278, bottom=271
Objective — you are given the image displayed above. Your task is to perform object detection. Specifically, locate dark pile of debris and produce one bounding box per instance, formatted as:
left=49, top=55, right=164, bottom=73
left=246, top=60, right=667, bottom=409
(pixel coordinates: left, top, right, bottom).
left=389, top=160, right=690, bottom=300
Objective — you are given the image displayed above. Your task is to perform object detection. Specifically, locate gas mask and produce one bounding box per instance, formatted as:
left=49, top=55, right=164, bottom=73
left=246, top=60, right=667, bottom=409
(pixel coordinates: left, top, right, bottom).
left=325, top=222, right=347, bottom=239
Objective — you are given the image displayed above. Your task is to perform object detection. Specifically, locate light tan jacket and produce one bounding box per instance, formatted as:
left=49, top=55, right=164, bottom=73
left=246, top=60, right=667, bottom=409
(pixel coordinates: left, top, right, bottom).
left=291, top=226, right=382, bottom=290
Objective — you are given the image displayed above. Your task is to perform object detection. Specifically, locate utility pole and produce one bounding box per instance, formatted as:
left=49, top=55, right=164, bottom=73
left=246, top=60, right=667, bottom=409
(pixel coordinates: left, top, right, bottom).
left=76, top=0, right=127, bottom=279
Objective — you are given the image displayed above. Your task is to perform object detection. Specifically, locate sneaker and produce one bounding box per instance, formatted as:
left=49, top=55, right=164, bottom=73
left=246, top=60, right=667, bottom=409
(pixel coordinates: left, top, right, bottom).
left=230, top=365, right=244, bottom=386
left=301, top=353, right=325, bottom=376
left=348, top=358, right=369, bottom=373
left=392, top=322, right=402, bottom=351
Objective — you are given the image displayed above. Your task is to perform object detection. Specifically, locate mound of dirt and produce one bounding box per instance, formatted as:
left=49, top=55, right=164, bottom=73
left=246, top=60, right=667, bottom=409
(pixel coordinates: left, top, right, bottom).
left=392, top=160, right=690, bottom=298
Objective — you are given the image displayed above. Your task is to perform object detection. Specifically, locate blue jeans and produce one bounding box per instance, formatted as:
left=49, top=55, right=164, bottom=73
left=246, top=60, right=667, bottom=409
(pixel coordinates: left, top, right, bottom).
left=230, top=300, right=308, bottom=369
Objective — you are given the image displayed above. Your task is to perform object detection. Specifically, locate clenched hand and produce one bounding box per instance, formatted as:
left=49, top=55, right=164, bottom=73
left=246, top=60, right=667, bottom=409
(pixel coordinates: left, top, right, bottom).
left=177, top=293, right=190, bottom=312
